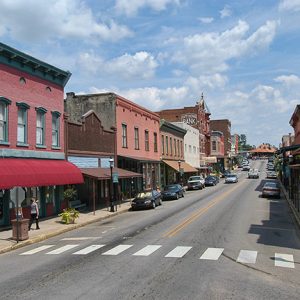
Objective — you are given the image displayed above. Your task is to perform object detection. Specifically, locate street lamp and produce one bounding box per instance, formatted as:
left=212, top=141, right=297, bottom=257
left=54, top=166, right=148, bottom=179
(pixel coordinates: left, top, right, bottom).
left=178, top=160, right=182, bottom=186
left=109, top=157, right=115, bottom=212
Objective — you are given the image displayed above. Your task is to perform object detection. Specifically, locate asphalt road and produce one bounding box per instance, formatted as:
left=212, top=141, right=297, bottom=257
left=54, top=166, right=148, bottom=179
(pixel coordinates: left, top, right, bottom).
left=0, top=160, right=300, bottom=300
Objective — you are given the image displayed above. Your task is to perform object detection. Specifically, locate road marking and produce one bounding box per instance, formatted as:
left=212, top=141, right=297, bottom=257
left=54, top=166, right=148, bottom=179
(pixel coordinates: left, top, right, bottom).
left=165, top=246, right=192, bottom=258
left=73, top=245, right=106, bottom=255
left=46, top=245, right=79, bottom=255
left=20, top=245, right=55, bottom=255
left=133, top=245, right=162, bottom=256
left=102, top=245, right=133, bottom=255
left=274, top=253, right=295, bottom=268
left=163, top=182, right=245, bottom=238
left=200, top=248, right=224, bottom=260
left=61, top=237, right=99, bottom=241
left=237, top=250, right=257, bottom=264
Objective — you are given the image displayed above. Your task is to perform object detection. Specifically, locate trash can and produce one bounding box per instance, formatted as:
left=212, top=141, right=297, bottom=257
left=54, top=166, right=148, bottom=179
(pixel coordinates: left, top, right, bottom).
left=11, top=219, right=29, bottom=241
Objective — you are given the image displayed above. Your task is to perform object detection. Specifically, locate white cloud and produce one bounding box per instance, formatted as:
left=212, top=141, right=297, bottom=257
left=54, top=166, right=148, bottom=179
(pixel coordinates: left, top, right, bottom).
left=220, top=5, right=232, bottom=18
left=198, top=17, right=214, bottom=24
left=173, top=20, right=277, bottom=75
left=115, top=0, right=180, bottom=16
left=0, top=0, right=133, bottom=42
left=186, top=74, right=228, bottom=91
left=279, top=0, right=300, bottom=11
left=274, top=74, right=300, bottom=86
left=78, top=51, right=158, bottom=80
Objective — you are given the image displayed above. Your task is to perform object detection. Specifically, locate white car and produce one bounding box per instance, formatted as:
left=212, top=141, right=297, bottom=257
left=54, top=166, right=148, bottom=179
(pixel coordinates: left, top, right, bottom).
left=248, top=169, right=259, bottom=179
left=225, top=174, right=238, bottom=183
left=187, top=176, right=205, bottom=190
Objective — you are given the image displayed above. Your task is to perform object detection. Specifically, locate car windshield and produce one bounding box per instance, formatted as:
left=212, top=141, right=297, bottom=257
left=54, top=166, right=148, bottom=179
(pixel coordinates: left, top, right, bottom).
left=164, top=185, right=177, bottom=191
left=206, top=176, right=214, bottom=180
left=189, top=176, right=201, bottom=181
left=136, top=192, right=152, bottom=198
left=264, top=183, right=278, bottom=188
left=227, top=174, right=236, bottom=178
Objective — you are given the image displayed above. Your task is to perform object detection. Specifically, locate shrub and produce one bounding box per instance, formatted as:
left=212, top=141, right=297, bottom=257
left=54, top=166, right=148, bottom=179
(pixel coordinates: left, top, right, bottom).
left=59, top=208, right=80, bottom=224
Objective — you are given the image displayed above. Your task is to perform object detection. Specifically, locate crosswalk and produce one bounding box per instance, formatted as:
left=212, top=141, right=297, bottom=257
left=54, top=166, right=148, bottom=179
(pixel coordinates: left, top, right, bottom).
left=19, top=243, right=297, bottom=269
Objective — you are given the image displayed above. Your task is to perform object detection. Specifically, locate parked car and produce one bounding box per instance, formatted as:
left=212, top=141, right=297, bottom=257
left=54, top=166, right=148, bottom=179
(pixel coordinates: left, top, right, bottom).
left=161, top=184, right=184, bottom=200
left=266, top=171, right=277, bottom=179
left=248, top=169, right=259, bottom=179
left=242, top=165, right=250, bottom=171
left=262, top=182, right=280, bottom=198
left=225, top=174, right=238, bottom=183
left=187, top=176, right=205, bottom=190
left=131, top=190, right=162, bottom=210
left=205, top=176, right=219, bottom=186
left=220, top=170, right=231, bottom=178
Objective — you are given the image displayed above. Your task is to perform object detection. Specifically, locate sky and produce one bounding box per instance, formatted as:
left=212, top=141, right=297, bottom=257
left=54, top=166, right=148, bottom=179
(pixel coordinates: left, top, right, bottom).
left=1, top=0, right=300, bottom=147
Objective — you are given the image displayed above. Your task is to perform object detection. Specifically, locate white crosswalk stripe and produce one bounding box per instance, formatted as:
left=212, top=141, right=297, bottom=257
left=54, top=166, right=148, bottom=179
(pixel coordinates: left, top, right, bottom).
left=200, top=248, right=224, bottom=260
left=73, top=245, right=106, bottom=255
left=274, top=253, right=295, bottom=268
left=165, top=246, right=192, bottom=258
left=102, top=244, right=133, bottom=255
left=61, top=237, right=99, bottom=241
left=20, top=245, right=55, bottom=255
left=133, top=245, right=162, bottom=256
left=237, top=250, right=257, bottom=264
left=46, top=244, right=79, bottom=255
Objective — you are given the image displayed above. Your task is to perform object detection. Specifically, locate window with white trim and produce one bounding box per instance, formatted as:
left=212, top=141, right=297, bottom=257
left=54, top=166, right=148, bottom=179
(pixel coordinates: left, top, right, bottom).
left=36, top=107, right=47, bottom=146
left=52, top=111, right=60, bottom=147
left=17, top=102, right=30, bottom=144
left=0, top=97, right=11, bottom=143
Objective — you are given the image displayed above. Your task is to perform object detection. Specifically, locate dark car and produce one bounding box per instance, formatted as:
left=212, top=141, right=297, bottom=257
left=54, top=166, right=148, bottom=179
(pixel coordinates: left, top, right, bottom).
left=161, top=184, right=184, bottom=200
left=205, top=176, right=218, bottom=186
left=131, top=190, right=162, bottom=210
left=262, top=182, right=280, bottom=198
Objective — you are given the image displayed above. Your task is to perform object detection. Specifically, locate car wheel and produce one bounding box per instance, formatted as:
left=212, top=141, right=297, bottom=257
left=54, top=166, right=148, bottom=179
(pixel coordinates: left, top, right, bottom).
left=152, top=201, right=156, bottom=209
left=176, top=193, right=179, bottom=200
left=181, top=192, right=184, bottom=198
left=159, top=198, right=162, bottom=205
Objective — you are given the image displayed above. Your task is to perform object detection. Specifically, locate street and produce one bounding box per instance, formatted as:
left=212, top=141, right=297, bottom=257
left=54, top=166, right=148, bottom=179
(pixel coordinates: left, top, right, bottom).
left=0, top=160, right=299, bottom=300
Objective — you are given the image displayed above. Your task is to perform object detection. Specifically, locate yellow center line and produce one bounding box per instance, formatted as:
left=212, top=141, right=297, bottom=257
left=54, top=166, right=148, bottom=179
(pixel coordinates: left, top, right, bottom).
left=163, top=180, right=246, bottom=238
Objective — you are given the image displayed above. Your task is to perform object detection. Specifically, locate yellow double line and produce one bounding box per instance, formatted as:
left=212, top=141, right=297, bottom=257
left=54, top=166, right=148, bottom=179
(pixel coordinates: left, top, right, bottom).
left=163, top=181, right=245, bottom=238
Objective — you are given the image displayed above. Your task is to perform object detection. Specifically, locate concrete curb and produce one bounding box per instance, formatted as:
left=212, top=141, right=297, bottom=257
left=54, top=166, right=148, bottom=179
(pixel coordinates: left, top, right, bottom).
left=0, top=207, right=129, bottom=255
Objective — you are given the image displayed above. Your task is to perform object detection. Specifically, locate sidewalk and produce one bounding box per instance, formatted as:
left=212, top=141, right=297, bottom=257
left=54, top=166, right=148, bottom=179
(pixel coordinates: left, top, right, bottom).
left=0, top=202, right=131, bottom=255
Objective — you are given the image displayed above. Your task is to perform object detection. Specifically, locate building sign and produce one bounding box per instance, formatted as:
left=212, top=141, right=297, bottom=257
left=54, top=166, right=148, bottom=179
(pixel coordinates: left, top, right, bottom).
left=181, top=114, right=197, bottom=126
left=112, top=172, right=119, bottom=183
left=68, top=156, right=98, bottom=168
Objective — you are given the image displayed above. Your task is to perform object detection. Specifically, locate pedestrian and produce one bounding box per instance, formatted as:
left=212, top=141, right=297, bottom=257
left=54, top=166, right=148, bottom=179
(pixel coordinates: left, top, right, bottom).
left=28, top=198, right=40, bottom=230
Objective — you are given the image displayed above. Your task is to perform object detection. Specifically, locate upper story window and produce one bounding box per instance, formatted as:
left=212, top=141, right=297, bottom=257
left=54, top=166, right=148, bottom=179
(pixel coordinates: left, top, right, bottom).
left=122, top=123, right=128, bottom=148
left=174, top=139, right=177, bottom=156
left=154, top=132, right=158, bottom=152
left=36, top=107, right=47, bottom=146
left=17, top=102, right=30, bottom=145
left=212, top=140, right=217, bottom=151
left=134, top=127, right=139, bottom=150
left=180, top=141, right=183, bottom=157
left=170, top=137, right=173, bottom=156
left=161, top=135, right=164, bottom=155
left=166, top=136, right=169, bottom=155
left=51, top=111, right=60, bottom=148
left=178, top=140, right=180, bottom=157
left=145, top=130, right=149, bottom=151
left=0, top=97, right=11, bottom=144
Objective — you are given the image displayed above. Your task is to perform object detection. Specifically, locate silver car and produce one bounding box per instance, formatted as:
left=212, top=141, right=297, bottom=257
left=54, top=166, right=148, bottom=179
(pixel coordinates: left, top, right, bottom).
left=225, top=174, right=238, bottom=183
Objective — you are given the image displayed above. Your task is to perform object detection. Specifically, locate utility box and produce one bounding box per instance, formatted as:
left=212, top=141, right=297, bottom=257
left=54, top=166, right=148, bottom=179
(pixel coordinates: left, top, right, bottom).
left=11, top=219, right=29, bottom=241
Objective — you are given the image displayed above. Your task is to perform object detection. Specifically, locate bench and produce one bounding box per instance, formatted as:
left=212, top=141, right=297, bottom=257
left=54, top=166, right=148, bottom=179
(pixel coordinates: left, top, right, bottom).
left=69, top=200, right=87, bottom=210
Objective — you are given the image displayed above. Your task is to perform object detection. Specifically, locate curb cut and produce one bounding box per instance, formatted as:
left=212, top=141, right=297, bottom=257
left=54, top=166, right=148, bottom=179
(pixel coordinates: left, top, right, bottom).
left=0, top=207, right=129, bottom=255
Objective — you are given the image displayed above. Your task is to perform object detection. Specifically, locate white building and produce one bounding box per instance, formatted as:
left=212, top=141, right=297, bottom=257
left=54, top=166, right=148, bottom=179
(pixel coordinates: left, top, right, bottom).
left=172, top=122, right=200, bottom=169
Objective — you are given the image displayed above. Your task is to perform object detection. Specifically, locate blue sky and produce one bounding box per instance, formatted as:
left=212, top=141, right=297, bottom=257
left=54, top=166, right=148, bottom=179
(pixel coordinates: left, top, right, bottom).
left=1, top=0, right=300, bottom=147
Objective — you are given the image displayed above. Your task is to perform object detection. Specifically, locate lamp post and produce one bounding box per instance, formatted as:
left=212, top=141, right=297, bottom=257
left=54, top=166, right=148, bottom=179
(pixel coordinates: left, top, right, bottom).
left=178, top=160, right=182, bottom=186
left=109, top=157, right=115, bottom=212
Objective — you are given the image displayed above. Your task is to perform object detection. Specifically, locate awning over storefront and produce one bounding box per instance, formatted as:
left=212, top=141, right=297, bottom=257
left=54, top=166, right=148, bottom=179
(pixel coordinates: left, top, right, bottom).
left=119, top=155, right=160, bottom=163
left=203, top=156, right=217, bottom=163
left=81, top=167, right=143, bottom=180
left=162, top=160, right=198, bottom=173
left=0, top=158, right=84, bottom=189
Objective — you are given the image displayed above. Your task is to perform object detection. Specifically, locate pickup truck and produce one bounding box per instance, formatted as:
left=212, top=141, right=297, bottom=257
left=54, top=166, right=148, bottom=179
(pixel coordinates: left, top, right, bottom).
left=248, top=169, right=259, bottom=179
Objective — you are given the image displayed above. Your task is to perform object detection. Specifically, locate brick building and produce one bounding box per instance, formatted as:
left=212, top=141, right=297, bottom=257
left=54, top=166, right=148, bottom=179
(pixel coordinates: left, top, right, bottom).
left=157, top=95, right=211, bottom=168
left=0, top=43, right=83, bottom=227
left=210, top=131, right=224, bottom=172
left=65, top=92, right=160, bottom=194
left=210, top=119, right=232, bottom=170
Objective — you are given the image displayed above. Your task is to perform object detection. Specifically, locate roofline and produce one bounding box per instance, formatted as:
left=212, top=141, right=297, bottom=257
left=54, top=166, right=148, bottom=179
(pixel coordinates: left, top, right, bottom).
left=0, top=42, right=71, bottom=87
left=160, top=119, right=187, bottom=135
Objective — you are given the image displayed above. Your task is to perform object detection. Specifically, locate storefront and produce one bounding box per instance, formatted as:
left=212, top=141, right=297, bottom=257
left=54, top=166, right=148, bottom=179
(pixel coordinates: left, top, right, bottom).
left=0, top=158, right=83, bottom=227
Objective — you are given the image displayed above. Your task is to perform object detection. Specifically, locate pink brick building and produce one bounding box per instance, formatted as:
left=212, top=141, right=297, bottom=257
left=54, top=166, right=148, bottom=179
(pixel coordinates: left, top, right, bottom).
left=0, top=43, right=83, bottom=227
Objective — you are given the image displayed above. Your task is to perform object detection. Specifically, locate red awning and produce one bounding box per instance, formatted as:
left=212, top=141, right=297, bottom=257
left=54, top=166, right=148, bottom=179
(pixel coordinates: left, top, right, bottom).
left=0, top=158, right=84, bottom=189
left=81, top=167, right=142, bottom=180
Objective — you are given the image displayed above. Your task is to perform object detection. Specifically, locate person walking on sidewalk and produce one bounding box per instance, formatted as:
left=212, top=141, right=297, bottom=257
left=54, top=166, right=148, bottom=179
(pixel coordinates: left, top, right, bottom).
left=28, top=198, right=40, bottom=230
